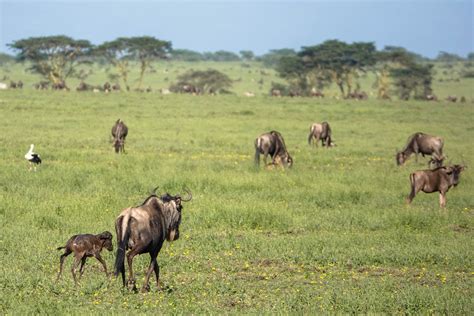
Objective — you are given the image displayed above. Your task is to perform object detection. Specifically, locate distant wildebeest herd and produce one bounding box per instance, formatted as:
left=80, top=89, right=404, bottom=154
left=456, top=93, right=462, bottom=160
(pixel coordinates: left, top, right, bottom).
left=22, top=116, right=466, bottom=292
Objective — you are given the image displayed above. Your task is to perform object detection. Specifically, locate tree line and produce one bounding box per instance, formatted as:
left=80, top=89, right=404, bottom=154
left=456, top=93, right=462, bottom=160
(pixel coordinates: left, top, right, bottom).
left=4, top=35, right=474, bottom=99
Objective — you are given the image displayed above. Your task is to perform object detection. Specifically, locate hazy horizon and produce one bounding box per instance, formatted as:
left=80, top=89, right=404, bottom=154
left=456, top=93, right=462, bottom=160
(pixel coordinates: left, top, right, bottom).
left=0, top=0, right=472, bottom=58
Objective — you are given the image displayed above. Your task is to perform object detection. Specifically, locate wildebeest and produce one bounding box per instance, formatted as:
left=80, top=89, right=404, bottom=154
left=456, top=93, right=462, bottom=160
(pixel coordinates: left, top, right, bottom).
left=446, top=96, right=457, bottom=103
left=52, top=80, right=69, bottom=91
left=103, top=82, right=111, bottom=93
left=347, top=91, right=368, bottom=100
left=35, top=81, right=49, bottom=90
left=255, top=131, right=293, bottom=168
left=425, top=94, right=438, bottom=101
left=271, top=89, right=281, bottom=97
left=56, top=231, right=113, bottom=284
left=111, top=119, right=128, bottom=153
left=114, top=188, right=192, bottom=292
left=112, top=83, right=121, bottom=91
left=396, top=132, right=444, bottom=166
left=406, top=164, right=466, bottom=207
left=308, top=122, right=334, bottom=147
left=310, top=89, right=324, bottom=98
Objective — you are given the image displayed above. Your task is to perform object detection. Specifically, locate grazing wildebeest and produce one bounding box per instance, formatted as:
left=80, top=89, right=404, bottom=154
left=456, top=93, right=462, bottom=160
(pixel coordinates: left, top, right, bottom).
left=111, top=119, right=128, bottom=153
left=255, top=131, right=293, bottom=168
left=104, top=82, right=111, bottom=93
left=428, top=156, right=445, bottom=169
left=35, top=81, right=49, bottom=90
left=446, top=96, right=457, bottom=103
left=56, top=231, right=113, bottom=284
left=52, top=80, right=69, bottom=91
left=308, top=122, right=334, bottom=147
left=114, top=188, right=192, bottom=292
left=396, top=132, right=444, bottom=166
left=347, top=91, right=368, bottom=100
left=406, top=164, right=465, bottom=207
left=310, top=89, right=324, bottom=98
left=271, top=89, right=281, bottom=97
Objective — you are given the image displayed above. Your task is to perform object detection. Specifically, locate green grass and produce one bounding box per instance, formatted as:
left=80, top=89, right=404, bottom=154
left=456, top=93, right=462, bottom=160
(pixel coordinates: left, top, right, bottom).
left=0, top=64, right=473, bottom=313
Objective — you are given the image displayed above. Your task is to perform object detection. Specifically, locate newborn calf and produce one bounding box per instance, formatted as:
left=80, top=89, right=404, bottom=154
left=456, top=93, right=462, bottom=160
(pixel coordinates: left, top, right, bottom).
left=56, top=231, right=113, bottom=284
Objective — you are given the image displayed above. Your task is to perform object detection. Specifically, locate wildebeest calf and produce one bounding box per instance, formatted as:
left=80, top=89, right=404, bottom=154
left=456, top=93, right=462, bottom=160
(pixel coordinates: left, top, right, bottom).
left=407, top=164, right=465, bottom=207
left=56, top=231, right=113, bottom=284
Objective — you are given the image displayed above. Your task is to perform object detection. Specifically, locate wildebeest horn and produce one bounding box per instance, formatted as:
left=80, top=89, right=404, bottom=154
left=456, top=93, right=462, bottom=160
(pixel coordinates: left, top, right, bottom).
left=151, top=186, right=160, bottom=195
left=181, top=187, right=192, bottom=202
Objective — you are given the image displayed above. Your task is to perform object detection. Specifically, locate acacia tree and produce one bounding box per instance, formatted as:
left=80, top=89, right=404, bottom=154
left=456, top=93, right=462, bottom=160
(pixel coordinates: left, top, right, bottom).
left=96, top=36, right=171, bottom=90
left=169, top=69, right=232, bottom=94
left=274, top=40, right=376, bottom=97
left=297, top=40, right=377, bottom=97
left=8, top=35, right=92, bottom=84
left=376, top=47, right=434, bottom=100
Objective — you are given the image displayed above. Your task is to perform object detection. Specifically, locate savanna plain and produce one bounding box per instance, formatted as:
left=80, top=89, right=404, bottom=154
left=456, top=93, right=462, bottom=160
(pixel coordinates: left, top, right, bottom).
left=0, top=62, right=473, bottom=314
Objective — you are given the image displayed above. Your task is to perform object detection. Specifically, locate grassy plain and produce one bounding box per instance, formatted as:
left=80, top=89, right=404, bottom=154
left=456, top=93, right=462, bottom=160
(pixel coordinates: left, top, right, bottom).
left=0, top=63, right=473, bottom=314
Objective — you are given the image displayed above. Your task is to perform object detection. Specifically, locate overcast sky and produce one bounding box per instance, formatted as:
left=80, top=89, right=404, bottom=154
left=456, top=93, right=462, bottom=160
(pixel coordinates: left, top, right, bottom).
left=0, top=0, right=472, bottom=58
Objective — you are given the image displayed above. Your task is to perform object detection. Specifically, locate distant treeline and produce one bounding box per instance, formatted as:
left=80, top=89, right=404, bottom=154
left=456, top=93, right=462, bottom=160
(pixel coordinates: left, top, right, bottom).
left=2, top=35, right=474, bottom=100
left=1, top=45, right=473, bottom=65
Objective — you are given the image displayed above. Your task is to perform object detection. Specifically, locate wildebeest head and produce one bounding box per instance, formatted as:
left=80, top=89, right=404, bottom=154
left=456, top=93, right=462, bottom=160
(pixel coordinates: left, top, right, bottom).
left=446, top=164, right=466, bottom=187
left=113, top=138, right=125, bottom=153
left=158, top=188, right=192, bottom=242
left=395, top=151, right=407, bottom=166
left=97, top=231, right=114, bottom=251
left=429, top=156, right=445, bottom=169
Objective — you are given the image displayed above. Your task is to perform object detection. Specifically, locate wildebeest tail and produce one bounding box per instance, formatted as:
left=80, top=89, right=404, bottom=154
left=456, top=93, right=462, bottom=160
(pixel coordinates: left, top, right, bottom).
left=254, top=138, right=260, bottom=165
left=114, top=214, right=130, bottom=285
left=407, top=173, right=416, bottom=203
left=308, top=126, right=314, bottom=145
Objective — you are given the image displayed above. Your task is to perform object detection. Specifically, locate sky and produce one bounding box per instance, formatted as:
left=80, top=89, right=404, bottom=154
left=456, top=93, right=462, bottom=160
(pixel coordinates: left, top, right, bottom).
left=0, top=0, right=472, bottom=58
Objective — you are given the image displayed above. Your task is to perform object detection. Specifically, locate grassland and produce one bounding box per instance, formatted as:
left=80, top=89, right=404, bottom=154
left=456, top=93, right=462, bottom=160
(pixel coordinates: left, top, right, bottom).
left=0, top=63, right=473, bottom=314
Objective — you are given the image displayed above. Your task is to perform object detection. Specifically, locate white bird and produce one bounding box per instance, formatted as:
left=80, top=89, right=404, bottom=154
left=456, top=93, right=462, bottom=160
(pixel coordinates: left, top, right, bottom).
left=25, top=144, right=42, bottom=171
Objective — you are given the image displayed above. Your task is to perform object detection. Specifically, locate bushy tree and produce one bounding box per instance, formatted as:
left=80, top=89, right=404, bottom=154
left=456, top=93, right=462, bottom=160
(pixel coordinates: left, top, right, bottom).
left=273, top=40, right=376, bottom=97
left=169, top=69, right=232, bottom=94
left=239, top=50, right=254, bottom=61
left=8, top=35, right=92, bottom=84
left=96, top=36, right=171, bottom=90
left=376, top=46, right=434, bottom=100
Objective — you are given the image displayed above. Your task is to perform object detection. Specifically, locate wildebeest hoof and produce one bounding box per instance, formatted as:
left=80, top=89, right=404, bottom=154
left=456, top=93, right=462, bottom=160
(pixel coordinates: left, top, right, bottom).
left=140, top=285, right=150, bottom=293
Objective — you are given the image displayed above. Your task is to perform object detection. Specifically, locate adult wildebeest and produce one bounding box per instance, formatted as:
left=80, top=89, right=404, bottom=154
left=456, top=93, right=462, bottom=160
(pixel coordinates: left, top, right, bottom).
left=271, top=89, right=281, bottom=97
left=111, top=119, right=128, bottom=153
left=255, top=131, right=293, bottom=168
left=406, top=164, right=465, bottom=207
left=103, top=82, right=111, bottom=93
left=114, top=188, right=192, bottom=292
left=308, top=122, right=334, bottom=147
left=56, top=231, right=113, bottom=284
left=396, top=132, right=444, bottom=166
left=446, top=96, right=457, bottom=103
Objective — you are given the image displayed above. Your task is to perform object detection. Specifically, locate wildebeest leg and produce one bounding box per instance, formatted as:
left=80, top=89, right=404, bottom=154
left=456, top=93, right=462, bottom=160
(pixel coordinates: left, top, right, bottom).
left=439, top=192, right=447, bottom=208
left=141, top=254, right=158, bottom=292
left=94, top=254, right=108, bottom=277
left=71, top=256, right=82, bottom=285
left=79, top=257, right=87, bottom=278
left=57, top=249, right=72, bottom=281
left=126, top=246, right=145, bottom=291
left=153, top=260, right=160, bottom=289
